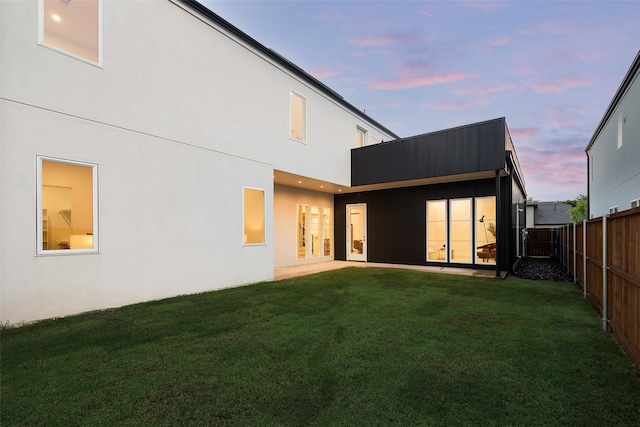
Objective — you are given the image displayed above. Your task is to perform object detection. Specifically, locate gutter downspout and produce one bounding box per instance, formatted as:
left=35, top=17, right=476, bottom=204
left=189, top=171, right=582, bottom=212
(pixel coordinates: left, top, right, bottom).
left=583, top=219, right=587, bottom=299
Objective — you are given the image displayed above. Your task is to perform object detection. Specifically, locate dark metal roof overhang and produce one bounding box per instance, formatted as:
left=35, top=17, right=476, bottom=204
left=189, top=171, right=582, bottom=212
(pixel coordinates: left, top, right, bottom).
left=351, top=118, right=510, bottom=189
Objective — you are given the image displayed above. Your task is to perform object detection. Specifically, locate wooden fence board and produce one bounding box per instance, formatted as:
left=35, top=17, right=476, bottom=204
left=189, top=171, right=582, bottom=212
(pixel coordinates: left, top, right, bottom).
left=558, top=208, right=640, bottom=370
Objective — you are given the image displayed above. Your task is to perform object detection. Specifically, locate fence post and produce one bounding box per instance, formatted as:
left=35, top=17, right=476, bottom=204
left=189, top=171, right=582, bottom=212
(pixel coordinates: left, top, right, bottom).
left=573, top=222, right=576, bottom=283
left=583, top=219, right=587, bottom=299
left=602, top=215, right=608, bottom=332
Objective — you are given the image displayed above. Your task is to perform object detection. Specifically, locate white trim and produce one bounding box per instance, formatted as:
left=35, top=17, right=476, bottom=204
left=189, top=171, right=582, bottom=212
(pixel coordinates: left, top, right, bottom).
left=242, top=186, right=266, bottom=246
left=36, top=155, right=99, bottom=256
left=289, top=90, right=307, bottom=144
left=37, top=0, right=103, bottom=68
left=631, top=198, right=640, bottom=209
left=356, top=126, right=367, bottom=147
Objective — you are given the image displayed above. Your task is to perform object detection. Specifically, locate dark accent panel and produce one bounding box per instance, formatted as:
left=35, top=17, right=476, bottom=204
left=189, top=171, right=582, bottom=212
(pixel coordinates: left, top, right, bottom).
left=335, top=179, right=499, bottom=266
left=352, top=118, right=506, bottom=186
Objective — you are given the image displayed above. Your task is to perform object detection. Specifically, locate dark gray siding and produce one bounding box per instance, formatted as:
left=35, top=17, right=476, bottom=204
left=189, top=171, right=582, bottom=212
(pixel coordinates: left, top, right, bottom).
left=352, top=118, right=507, bottom=186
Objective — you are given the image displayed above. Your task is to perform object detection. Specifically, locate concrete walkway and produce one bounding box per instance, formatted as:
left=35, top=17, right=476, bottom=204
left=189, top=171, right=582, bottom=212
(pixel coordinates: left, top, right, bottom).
left=275, top=260, right=506, bottom=281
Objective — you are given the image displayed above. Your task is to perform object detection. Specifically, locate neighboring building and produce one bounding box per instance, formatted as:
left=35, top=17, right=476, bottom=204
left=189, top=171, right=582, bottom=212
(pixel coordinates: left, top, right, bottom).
left=586, top=51, right=640, bottom=218
left=525, top=202, right=572, bottom=228
left=0, top=0, right=525, bottom=324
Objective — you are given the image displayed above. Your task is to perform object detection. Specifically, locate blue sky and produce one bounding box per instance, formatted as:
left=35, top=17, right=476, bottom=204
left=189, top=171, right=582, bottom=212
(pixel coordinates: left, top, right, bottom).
left=204, top=1, right=639, bottom=202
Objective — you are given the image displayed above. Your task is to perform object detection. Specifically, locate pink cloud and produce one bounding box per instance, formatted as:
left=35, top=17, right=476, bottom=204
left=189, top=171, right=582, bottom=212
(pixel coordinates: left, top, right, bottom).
left=349, top=34, right=420, bottom=47
left=549, top=105, right=589, bottom=127
left=519, top=20, right=576, bottom=35
left=510, top=127, right=540, bottom=139
left=530, top=74, right=592, bottom=93
left=421, top=97, right=489, bottom=111
left=490, top=36, right=511, bottom=46
left=371, top=72, right=469, bottom=90
left=453, top=83, right=518, bottom=96
left=308, top=62, right=344, bottom=80
left=517, top=140, right=587, bottom=200
left=313, top=9, right=344, bottom=22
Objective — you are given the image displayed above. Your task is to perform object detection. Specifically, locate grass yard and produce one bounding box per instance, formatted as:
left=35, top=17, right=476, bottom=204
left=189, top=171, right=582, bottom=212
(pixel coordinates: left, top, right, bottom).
left=1, top=267, right=639, bottom=426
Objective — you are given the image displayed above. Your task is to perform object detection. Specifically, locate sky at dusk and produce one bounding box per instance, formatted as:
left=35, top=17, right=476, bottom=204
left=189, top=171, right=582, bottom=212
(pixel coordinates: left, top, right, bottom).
left=204, top=1, right=639, bottom=202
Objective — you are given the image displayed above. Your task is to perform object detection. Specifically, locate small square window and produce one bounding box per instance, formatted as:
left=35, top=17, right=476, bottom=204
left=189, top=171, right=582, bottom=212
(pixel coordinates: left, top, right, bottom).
left=37, top=156, right=98, bottom=254
left=631, top=199, right=639, bottom=209
left=40, top=0, right=101, bottom=65
left=243, top=187, right=265, bottom=245
left=609, top=206, right=619, bottom=214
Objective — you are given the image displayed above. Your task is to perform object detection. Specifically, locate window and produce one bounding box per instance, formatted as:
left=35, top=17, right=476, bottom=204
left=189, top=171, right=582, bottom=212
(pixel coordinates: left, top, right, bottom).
left=476, top=197, right=497, bottom=265
left=609, top=206, right=619, bottom=214
left=243, top=187, right=265, bottom=244
left=617, top=114, right=624, bottom=149
left=323, top=208, right=332, bottom=256
left=37, top=156, right=98, bottom=254
left=450, top=198, right=472, bottom=263
left=631, top=199, right=639, bottom=209
left=370, top=136, right=379, bottom=145
left=297, top=204, right=331, bottom=259
left=290, top=91, right=306, bottom=142
left=356, top=127, right=366, bottom=147
left=39, top=0, right=101, bottom=64
left=426, top=200, right=447, bottom=262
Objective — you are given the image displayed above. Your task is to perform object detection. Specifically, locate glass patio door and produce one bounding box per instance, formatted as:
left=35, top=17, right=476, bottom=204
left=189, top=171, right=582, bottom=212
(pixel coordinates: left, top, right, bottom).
left=346, top=204, right=366, bottom=261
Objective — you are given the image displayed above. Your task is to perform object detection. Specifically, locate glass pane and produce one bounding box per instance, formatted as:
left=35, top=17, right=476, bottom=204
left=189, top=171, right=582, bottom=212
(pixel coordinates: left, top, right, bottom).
left=297, top=205, right=307, bottom=259
left=476, top=196, right=497, bottom=264
left=349, top=207, right=364, bottom=254
left=450, top=199, right=472, bottom=263
left=356, top=129, right=365, bottom=147
left=323, top=208, right=332, bottom=256
left=310, top=207, right=320, bottom=258
left=243, top=188, right=265, bottom=244
left=427, top=200, right=446, bottom=261
left=41, top=160, right=94, bottom=250
left=290, top=92, right=306, bottom=142
left=43, top=0, right=99, bottom=63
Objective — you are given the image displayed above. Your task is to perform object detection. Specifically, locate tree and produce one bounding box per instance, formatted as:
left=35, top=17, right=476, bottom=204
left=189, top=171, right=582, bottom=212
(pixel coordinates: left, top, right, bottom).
left=568, top=194, right=588, bottom=222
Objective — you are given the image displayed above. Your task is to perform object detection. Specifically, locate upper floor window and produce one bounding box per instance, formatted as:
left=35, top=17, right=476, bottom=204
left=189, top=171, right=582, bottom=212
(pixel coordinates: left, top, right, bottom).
left=356, top=127, right=366, bottom=147
left=39, top=0, right=101, bottom=65
left=290, top=91, right=306, bottom=142
left=370, top=136, right=379, bottom=145
left=617, top=114, right=624, bottom=150
left=37, top=156, right=98, bottom=255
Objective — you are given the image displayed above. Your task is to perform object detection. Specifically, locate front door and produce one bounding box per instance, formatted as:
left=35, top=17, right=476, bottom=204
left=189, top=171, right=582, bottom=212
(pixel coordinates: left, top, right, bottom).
left=346, top=204, right=366, bottom=261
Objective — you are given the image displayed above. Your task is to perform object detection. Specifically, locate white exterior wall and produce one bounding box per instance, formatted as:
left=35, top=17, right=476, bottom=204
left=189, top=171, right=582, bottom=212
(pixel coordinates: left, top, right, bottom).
left=588, top=69, right=640, bottom=217
left=0, top=0, right=395, bottom=324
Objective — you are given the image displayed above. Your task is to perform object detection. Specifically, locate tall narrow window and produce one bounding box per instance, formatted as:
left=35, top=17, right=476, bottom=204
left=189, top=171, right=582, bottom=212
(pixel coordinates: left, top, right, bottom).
left=37, top=156, right=98, bottom=254
left=323, top=208, right=332, bottom=256
left=290, top=91, right=306, bottom=142
left=426, top=200, right=447, bottom=261
left=297, top=204, right=307, bottom=258
left=40, top=0, right=101, bottom=64
left=617, top=114, right=624, bottom=149
left=243, top=187, right=265, bottom=244
left=476, top=197, right=496, bottom=264
left=356, top=127, right=366, bottom=147
left=449, top=198, right=472, bottom=263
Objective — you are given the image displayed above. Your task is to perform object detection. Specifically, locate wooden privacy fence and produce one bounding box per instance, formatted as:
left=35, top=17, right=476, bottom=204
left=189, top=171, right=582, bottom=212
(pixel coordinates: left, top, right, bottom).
left=559, top=207, right=640, bottom=370
left=526, top=227, right=560, bottom=257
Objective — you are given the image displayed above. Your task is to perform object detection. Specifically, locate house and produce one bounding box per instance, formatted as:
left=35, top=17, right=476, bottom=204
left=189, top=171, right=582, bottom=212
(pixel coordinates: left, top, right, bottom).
left=525, top=202, right=572, bottom=228
left=586, top=51, right=640, bottom=218
left=0, top=0, right=526, bottom=325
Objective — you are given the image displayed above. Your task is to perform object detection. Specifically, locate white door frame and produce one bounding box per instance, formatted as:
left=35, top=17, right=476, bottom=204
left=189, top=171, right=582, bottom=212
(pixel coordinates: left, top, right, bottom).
left=346, top=203, right=367, bottom=262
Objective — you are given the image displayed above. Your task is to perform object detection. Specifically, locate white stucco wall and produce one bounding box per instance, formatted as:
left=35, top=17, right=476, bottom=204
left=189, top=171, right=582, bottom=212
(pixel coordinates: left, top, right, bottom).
left=1, top=0, right=396, bottom=324
left=588, top=68, right=640, bottom=217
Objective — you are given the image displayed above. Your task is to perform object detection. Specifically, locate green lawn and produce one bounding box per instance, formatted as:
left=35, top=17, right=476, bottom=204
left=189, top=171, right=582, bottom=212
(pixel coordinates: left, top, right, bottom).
left=2, top=268, right=639, bottom=426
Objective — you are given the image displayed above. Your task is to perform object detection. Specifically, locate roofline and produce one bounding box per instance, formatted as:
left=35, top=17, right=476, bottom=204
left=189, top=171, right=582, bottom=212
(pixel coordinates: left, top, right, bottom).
left=586, top=50, right=640, bottom=152
left=388, top=117, right=506, bottom=143
left=177, top=0, right=400, bottom=139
